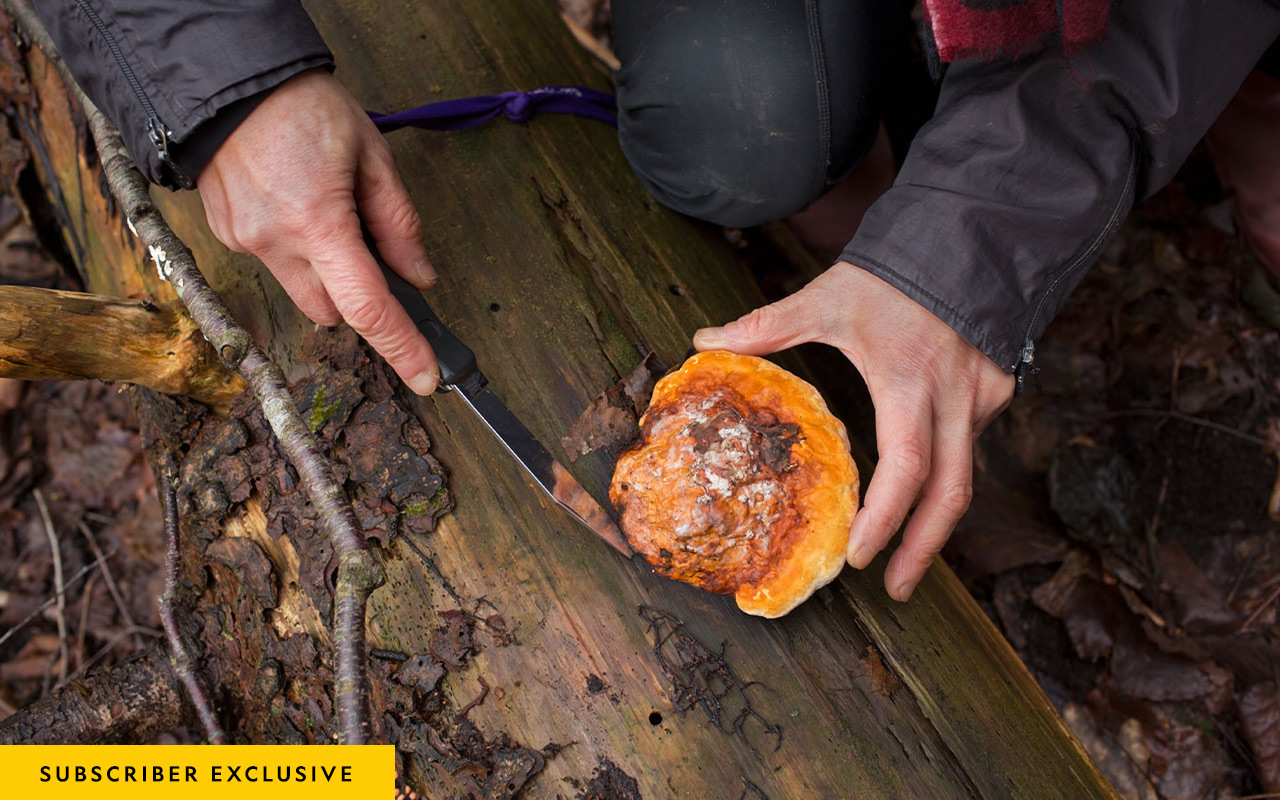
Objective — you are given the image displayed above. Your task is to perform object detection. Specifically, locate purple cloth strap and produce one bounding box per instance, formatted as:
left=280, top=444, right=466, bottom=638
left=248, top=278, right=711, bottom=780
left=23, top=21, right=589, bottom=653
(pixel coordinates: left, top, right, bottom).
left=368, top=85, right=617, bottom=132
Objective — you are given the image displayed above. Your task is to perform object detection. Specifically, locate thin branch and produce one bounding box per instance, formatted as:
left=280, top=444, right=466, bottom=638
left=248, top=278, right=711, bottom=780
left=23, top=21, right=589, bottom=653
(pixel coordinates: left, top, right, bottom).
left=3, top=0, right=384, bottom=743
left=32, top=489, right=68, bottom=687
left=1073, top=408, right=1274, bottom=450
left=0, top=549, right=115, bottom=650
left=158, top=475, right=227, bottom=744
left=1238, top=579, right=1280, bottom=635
left=55, top=626, right=163, bottom=692
left=0, top=640, right=186, bottom=745
left=77, top=521, right=142, bottom=651
left=75, top=569, right=99, bottom=671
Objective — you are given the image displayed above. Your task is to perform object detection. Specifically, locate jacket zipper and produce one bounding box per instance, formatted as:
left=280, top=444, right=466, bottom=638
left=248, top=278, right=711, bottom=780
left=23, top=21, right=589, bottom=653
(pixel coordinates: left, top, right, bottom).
left=1013, top=138, right=1138, bottom=394
left=75, top=0, right=180, bottom=177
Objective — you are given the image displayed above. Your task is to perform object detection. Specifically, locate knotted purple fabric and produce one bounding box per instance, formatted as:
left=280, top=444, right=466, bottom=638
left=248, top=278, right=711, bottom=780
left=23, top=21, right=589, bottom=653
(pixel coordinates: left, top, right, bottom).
left=368, top=85, right=617, bottom=132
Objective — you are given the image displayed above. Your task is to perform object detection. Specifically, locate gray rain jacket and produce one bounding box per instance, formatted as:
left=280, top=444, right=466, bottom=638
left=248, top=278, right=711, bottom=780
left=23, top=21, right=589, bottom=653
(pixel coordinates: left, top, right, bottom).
left=35, top=1, right=1280, bottom=381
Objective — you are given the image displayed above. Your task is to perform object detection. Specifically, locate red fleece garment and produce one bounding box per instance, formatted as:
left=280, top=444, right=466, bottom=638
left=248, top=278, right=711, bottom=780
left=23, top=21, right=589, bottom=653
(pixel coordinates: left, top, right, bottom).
left=923, top=0, right=1110, bottom=62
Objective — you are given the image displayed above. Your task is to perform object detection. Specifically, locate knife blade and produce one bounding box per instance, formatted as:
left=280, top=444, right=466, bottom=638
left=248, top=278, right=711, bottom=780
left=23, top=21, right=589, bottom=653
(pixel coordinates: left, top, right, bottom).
left=373, top=243, right=634, bottom=557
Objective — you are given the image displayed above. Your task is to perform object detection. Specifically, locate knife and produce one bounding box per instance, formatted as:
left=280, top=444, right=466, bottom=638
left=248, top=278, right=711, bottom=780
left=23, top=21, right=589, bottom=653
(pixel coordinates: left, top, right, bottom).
left=372, top=244, right=634, bottom=558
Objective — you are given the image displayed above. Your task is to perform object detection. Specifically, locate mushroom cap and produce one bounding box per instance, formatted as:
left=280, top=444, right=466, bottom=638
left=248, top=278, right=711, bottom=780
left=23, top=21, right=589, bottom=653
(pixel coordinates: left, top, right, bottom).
left=610, top=350, right=859, bottom=617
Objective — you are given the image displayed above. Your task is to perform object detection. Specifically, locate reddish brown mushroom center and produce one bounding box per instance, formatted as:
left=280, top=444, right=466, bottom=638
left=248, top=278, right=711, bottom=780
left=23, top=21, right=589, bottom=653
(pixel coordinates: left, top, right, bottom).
left=626, top=390, right=807, bottom=593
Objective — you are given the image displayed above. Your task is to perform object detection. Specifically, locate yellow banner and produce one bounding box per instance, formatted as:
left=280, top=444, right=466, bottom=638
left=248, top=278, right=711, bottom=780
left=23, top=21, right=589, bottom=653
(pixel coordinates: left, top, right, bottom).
left=1, top=745, right=393, bottom=799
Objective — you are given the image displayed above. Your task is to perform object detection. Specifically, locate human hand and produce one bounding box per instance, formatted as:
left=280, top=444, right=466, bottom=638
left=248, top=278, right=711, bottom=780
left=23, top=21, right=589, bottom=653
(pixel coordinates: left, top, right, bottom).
left=693, top=262, right=1015, bottom=601
left=197, top=68, right=440, bottom=394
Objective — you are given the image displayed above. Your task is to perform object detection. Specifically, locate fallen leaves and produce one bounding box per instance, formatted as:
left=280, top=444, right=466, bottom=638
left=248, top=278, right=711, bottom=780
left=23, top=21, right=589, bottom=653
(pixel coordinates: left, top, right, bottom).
left=952, top=156, right=1280, bottom=799
left=1238, top=682, right=1280, bottom=793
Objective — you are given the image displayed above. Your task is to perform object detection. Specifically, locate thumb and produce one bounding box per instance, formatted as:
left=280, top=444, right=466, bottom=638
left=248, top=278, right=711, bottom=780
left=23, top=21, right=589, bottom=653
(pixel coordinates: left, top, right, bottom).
left=693, top=292, right=824, bottom=356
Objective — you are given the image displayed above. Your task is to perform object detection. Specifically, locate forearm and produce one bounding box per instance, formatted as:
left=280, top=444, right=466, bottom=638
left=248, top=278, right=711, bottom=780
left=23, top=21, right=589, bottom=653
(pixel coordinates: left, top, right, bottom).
left=844, top=0, right=1280, bottom=375
left=33, top=1, right=333, bottom=188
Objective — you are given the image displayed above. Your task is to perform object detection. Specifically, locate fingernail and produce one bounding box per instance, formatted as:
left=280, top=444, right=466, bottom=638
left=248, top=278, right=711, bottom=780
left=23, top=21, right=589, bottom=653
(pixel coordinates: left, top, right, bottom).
left=406, top=369, right=439, bottom=395
left=692, top=327, right=725, bottom=349
left=894, top=580, right=918, bottom=602
left=849, top=545, right=875, bottom=570
left=414, top=258, right=437, bottom=287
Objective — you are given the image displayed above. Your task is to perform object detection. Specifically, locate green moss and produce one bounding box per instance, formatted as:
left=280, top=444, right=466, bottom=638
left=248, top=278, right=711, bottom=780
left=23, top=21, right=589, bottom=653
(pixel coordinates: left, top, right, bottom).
left=307, top=386, right=341, bottom=433
left=402, top=486, right=449, bottom=517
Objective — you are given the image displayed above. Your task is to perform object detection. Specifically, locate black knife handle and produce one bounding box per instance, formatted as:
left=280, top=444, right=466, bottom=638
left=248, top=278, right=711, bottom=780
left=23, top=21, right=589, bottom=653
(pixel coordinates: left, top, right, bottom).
left=364, top=235, right=480, bottom=391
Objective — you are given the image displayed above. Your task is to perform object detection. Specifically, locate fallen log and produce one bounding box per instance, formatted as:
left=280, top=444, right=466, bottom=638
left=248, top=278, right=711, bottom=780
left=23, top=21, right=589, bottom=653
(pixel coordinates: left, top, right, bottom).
left=0, top=1, right=1120, bottom=797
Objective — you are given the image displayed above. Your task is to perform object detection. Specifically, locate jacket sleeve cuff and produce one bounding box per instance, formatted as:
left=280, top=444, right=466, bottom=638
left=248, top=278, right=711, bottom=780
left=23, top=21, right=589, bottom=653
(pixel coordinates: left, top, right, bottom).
left=840, top=0, right=1280, bottom=374
left=35, top=2, right=333, bottom=189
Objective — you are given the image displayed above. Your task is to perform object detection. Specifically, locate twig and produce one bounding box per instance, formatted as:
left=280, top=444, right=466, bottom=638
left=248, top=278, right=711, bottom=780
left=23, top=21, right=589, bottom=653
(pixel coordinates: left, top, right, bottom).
left=0, top=549, right=116, bottom=650
left=1238, top=579, right=1280, bottom=634
left=559, top=11, right=620, bottom=71
left=4, top=0, right=384, bottom=744
left=54, top=625, right=163, bottom=690
left=1144, top=458, right=1172, bottom=587
left=1073, top=408, right=1274, bottom=450
left=159, top=475, right=227, bottom=744
left=32, top=489, right=68, bottom=687
left=75, top=570, right=99, bottom=670
left=77, top=521, right=142, bottom=650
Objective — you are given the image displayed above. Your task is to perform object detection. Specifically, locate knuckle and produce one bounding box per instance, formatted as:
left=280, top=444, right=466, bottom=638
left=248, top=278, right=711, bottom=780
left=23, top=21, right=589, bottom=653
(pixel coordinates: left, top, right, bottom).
left=730, top=304, right=784, bottom=341
left=934, top=479, right=974, bottom=519
left=905, top=541, right=943, bottom=573
left=339, top=293, right=395, bottom=335
left=889, top=440, right=931, bottom=487
left=228, top=218, right=267, bottom=253
left=382, top=199, right=423, bottom=240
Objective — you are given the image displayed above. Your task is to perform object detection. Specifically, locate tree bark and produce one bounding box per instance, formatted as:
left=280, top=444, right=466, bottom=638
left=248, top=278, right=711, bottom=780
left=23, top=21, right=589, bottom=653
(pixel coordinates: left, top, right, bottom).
left=0, top=644, right=188, bottom=745
left=1, top=2, right=1120, bottom=798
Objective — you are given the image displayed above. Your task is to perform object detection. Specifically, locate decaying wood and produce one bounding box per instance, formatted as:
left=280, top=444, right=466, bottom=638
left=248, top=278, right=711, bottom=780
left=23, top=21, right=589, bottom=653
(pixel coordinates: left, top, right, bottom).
left=0, top=285, right=244, bottom=411
left=0, top=644, right=188, bottom=745
left=0, top=0, right=1121, bottom=797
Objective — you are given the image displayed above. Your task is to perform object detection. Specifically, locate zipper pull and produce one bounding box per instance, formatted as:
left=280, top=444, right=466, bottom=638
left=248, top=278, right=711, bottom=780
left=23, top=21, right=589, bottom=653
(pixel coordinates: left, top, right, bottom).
left=1014, top=338, right=1038, bottom=396
left=146, top=115, right=194, bottom=189
left=145, top=115, right=173, bottom=168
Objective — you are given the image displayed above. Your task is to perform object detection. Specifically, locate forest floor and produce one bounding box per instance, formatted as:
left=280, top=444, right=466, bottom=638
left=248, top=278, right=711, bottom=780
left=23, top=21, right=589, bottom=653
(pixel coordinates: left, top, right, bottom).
left=947, top=151, right=1280, bottom=800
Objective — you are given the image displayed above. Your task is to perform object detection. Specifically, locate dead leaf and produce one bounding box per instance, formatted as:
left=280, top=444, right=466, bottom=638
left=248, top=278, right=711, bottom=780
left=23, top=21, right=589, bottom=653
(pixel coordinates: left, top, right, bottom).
left=1032, top=551, right=1120, bottom=661
left=1146, top=714, right=1230, bottom=800
left=946, top=491, right=1069, bottom=583
left=1062, top=703, right=1159, bottom=800
left=561, top=352, right=665, bottom=460
left=1110, top=626, right=1234, bottom=714
left=855, top=645, right=900, bottom=697
left=1238, top=682, right=1280, bottom=793
left=1156, top=541, right=1238, bottom=635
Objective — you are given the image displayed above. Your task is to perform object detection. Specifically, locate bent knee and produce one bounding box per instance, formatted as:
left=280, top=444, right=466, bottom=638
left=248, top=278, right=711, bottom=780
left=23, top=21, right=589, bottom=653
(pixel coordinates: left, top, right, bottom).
left=619, top=112, right=827, bottom=227
left=613, top=18, right=831, bottom=226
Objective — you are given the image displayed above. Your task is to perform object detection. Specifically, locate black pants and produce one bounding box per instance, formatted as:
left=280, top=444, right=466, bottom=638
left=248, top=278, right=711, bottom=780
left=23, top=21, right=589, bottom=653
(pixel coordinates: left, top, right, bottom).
left=611, top=0, right=905, bottom=228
